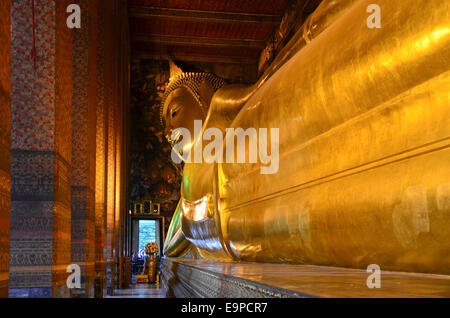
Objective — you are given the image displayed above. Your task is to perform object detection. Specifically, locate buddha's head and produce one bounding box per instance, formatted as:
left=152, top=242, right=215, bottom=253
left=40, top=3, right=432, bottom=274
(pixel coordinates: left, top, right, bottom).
left=160, top=73, right=226, bottom=147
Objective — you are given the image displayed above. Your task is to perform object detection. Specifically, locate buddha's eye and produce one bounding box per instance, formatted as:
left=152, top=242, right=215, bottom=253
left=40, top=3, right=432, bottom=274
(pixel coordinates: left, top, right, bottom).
left=171, top=111, right=177, bottom=118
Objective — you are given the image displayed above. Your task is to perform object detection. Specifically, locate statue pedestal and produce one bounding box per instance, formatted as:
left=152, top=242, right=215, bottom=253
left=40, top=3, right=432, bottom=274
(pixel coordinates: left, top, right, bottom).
left=135, top=274, right=149, bottom=284
left=160, top=258, right=450, bottom=298
left=136, top=253, right=158, bottom=284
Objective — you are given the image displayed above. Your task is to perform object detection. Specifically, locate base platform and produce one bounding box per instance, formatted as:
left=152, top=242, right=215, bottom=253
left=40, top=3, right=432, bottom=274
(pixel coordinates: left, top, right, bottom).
left=160, top=258, right=450, bottom=298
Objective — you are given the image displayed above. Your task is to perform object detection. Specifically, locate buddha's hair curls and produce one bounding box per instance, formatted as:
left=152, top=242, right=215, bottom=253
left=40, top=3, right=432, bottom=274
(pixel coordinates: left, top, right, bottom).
left=160, top=72, right=226, bottom=127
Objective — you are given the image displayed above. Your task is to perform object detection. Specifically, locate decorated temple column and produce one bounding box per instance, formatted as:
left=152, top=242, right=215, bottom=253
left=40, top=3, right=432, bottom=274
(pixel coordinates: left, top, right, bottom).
left=70, top=0, right=98, bottom=298
left=0, top=0, right=128, bottom=298
left=0, top=0, right=11, bottom=299
left=105, top=93, right=116, bottom=295
left=103, top=0, right=117, bottom=295
left=9, top=0, right=73, bottom=298
left=115, top=0, right=130, bottom=289
left=94, top=0, right=108, bottom=298
left=101, top=0, right=130, bottom=293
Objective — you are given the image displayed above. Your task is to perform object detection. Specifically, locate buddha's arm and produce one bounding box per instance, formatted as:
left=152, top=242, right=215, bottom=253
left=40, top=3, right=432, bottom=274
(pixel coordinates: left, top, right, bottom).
left=164, top=200, right=192, bottom=257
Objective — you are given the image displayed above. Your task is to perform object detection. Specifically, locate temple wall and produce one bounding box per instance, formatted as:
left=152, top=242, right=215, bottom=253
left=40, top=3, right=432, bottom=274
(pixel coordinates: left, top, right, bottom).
left=94, top=0, right=108, bottom=296
left=9, top=0, right=73, bottom=298
left=0, top=0, right=129, bottom=298
left=53, top=0, right=75, bottom=298
left=104, top=0, right=117, bottom=293
left=102, top=0, right=130, bottom=293
left=0, top=0, right=11, bottom=299
left=70, top=0, right=98, bottom=298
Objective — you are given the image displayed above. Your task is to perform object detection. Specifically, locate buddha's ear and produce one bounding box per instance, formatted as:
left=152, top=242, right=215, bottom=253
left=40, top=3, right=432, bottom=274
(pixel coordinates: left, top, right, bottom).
left=198, top=79, right=215, bottom=107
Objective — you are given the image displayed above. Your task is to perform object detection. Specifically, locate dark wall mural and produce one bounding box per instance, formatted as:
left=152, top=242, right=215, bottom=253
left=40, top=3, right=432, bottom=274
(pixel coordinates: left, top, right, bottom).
left=129, top=59, right=182, bottom=220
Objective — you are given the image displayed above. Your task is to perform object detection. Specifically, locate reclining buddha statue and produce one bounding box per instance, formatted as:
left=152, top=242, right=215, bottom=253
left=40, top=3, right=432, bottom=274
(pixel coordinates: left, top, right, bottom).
left=163, top=0, right=450, bottom=274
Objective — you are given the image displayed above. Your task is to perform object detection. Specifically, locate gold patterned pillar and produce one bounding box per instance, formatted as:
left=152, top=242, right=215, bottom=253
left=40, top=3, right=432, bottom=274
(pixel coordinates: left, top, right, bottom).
left=100, top=0, right=130, bottom=293
left=0, top=0, right=11, bottom=299
left=9, top=0, right=73, bottom=298
left=105, top=80, right=116, bottom=295
left=114, top=6, right=122, bottom=285
left=104, top=0, right=117, bottom=295
left=70, top=0, right=98, bottom=298
left=87, top=2, right=99, bottom=297
left=115, top=0, right=130, bottom=289
left=94, top=0, right=108, bottom=297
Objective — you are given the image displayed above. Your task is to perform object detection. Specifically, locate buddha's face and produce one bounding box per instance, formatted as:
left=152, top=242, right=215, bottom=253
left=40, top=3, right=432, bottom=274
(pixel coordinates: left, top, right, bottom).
left=162, top=87, right=205, bottom=146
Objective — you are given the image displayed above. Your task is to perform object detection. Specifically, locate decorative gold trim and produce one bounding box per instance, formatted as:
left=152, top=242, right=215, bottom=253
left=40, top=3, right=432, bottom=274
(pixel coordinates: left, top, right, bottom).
left=143, top=200, right=152, bottom=214
left=134, top=203, right=143, bottom=214
left=151, top=203, right=160, bottom=215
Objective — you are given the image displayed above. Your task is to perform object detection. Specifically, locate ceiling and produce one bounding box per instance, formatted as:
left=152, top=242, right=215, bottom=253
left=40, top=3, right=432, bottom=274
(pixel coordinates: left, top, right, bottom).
left=128, top=0, right=289, bottom=67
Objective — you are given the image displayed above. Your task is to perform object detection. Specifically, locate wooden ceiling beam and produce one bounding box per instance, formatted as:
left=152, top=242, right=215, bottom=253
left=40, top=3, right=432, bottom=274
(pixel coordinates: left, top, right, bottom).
left=132, top=34, right=265, bottom=49
left=129, top=6, right=281, bottom=25
left=132, top=52, right=257, bottom=65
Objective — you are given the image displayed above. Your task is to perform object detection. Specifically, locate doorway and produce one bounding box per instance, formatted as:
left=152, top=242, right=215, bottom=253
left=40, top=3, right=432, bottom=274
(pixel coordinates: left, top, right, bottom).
left=131, top=217, right=163, bottom=277
left=131, top=218, right=162, bottom=258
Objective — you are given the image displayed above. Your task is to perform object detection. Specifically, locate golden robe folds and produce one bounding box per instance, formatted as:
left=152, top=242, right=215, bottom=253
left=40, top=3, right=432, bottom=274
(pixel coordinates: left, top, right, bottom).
left=164, top=0, right=450, bottom=275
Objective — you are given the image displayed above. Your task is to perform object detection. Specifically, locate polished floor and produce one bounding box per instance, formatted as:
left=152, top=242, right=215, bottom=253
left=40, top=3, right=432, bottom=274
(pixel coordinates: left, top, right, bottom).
left=106, top=284, right=166, bottom=298
left=106, top=275, right=166, bottom=298
left=170, top=259, right=450, bottom=298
